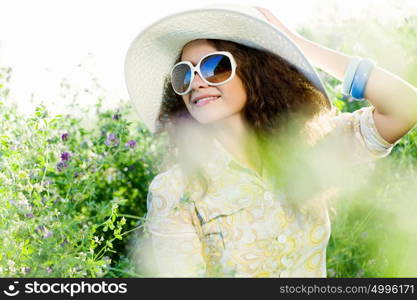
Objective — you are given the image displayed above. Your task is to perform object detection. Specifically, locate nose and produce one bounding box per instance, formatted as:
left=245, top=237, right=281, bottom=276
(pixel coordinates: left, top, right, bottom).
left=190, top=71, right=209, bottom=90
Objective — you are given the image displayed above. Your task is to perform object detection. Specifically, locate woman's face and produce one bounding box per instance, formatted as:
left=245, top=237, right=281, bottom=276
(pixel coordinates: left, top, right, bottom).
left=180, top=39, right=248, bottom=125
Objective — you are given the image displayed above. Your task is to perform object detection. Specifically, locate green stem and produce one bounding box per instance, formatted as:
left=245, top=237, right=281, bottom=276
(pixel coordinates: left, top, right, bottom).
left=118, top=214, right=143, bottom=220
left=120, top=224, right=145, bottom=237
left=94, top=245, right=108, bottom=261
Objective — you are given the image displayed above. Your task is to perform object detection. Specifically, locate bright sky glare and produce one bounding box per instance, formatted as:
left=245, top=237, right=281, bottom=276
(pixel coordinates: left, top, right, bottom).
left=0, top=0, right=416, bottom=116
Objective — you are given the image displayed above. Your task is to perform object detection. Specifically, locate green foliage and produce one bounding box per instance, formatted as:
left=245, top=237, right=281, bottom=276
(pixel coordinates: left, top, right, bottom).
left=321, top=43, right=417, bottom=278
left=0, top=67, right=166, bottom=277
left=311, top=6, right=417, bottom=277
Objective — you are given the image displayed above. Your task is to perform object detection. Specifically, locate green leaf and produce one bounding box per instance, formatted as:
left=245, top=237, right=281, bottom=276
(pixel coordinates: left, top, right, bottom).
left=333, top=99, right=346, bottom=111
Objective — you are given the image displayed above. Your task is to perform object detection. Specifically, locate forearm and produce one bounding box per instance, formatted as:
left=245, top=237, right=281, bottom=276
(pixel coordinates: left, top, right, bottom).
left=291, top=34, right=417, bottom=122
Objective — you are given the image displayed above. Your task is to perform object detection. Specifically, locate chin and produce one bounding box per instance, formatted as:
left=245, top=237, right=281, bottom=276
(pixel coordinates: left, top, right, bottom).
left=192, top=112, right=231, bottom=124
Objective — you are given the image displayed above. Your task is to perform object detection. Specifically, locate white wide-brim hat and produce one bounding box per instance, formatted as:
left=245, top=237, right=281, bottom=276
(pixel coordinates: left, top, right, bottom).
left=125, top=3, right=332, bottom=134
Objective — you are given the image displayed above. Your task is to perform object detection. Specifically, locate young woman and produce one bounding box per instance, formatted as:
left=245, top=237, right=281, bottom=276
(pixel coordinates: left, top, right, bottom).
left=125, top=4, right=417, bottom=277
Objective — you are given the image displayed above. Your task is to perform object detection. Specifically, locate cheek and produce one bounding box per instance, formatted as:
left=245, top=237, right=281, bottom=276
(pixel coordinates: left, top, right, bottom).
left=224, top=81, right=247, bottom=107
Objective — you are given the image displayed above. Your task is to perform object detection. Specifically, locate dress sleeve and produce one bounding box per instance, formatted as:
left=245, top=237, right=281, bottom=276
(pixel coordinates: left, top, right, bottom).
left=141, top=169, right=206, bottom=277
left=328, top=105, right=400, bottom=164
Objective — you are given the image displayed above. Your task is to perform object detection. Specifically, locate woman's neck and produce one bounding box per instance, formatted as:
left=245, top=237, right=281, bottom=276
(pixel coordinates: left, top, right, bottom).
left=209, top=113, right=263, bottom=176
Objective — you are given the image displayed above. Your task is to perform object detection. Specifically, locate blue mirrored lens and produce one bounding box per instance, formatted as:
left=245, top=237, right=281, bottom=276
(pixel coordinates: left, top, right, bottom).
left=201, top=54, right=232, bottom=83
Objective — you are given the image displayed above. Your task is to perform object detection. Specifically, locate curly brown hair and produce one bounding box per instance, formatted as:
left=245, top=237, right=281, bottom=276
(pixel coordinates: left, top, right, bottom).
left=154, top=38, right=337, bottom=207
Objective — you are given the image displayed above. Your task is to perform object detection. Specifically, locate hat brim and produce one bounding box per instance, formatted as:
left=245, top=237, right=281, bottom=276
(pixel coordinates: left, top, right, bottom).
left=125, top=7, right=331, bottom=134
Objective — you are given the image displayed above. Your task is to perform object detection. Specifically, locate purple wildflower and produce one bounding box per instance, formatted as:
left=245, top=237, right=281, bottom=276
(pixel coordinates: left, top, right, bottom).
left=46, top=267, right=53, bottom=274
left=35, top=225, right=52, bottom=238
left=24, top=267, right=31, bottom=274
left=124, top=140, right=137, bottom=149
left=60, top=238, right=69, bottom=247
left=60, top=151, right=71, bottom=162
left=74, top=171, right=79, bottom=178
left=44, top=179, right=53, bottom=185
left=112, top=113, right=121, bottom=120
left=105, top=133, right=119, bottom=147
left=43, top=230, right=53, bottom=239
left=61, top=132, right=69, bottom=142
left=56, top=161, right=68, bottom=172
left=35, top=225, right=46, bottom=234
left=26, top=213, right=34, bottom=219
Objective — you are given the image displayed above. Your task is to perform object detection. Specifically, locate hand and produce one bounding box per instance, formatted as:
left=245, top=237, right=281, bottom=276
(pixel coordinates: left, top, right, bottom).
left=254, top=6, right=301, bottom=40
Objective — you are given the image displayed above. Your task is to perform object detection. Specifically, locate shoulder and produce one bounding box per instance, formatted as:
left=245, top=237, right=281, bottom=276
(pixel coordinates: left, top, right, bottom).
left=331, top=105, right=371, bottom=125
left=331, top=105, right=396, bottom=146
left=147, top=164, right=187, bottom=214
left=148, top=163, right=185, bottom=193
left=328, top=105, right=398, bottom=161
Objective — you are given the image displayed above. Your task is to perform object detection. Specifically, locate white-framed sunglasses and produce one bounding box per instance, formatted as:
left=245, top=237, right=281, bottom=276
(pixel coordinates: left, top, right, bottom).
left=170, top=51, right=237, bottom=95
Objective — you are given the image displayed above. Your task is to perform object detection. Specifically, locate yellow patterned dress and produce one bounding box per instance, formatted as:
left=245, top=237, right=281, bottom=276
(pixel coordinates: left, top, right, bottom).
left=141, top=106, right=399, bottom=277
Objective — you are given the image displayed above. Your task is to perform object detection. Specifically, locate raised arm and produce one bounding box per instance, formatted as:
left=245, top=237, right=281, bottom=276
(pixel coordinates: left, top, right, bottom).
left=256, top=6, right=417, bottom=144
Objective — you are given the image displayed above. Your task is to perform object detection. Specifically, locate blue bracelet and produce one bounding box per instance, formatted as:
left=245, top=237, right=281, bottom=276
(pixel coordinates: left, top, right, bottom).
left=342, top=56, right=361, bottom=99
left=350, top=58, right=375, bottom=100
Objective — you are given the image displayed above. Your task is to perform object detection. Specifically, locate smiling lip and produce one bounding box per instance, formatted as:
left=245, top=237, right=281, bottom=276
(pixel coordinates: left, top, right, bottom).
left=192, top=94, right=220, bottom=103
left=193, top=96, right=220, bottom=107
